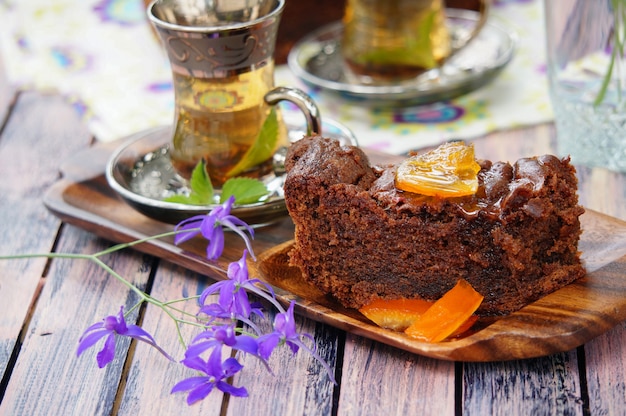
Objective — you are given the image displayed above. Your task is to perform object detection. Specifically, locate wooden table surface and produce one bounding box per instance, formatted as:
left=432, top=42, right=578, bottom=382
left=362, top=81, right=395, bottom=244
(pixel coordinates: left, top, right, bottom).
left=1, top=15, right=626, bottom=416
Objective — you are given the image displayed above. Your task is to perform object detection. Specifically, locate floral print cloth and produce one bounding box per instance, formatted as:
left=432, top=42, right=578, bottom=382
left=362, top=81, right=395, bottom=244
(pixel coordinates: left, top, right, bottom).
left=0, top=0, right=551, bottom=155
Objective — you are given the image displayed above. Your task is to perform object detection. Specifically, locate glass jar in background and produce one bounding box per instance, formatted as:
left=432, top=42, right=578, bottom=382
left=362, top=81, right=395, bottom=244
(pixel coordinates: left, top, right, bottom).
left=545, top=0, right=626, bottom=172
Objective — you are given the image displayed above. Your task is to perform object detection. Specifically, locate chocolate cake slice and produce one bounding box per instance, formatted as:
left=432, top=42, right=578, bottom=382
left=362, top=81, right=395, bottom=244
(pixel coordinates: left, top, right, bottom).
left=283, top=136, right=586, bottom=316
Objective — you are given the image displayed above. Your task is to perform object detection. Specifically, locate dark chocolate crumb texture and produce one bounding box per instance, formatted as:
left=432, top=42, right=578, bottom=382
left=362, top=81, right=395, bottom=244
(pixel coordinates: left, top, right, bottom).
left=284, top=136, right=585, bottom=316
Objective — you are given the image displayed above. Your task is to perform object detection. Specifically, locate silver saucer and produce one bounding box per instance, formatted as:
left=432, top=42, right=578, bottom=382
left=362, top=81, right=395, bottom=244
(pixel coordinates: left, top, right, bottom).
left=288, top=9, right=516, bottom=106
left=106, top=118, right=357, bottom=225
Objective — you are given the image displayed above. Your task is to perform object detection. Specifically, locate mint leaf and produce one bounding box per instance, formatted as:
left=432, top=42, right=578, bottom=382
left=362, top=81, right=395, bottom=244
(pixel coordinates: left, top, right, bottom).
left=220, top=177, right=269, bottom=205
left=226, top=107, right=279, bottom=178
left=189, top=159, right=213, bottom=202
left=163, top=194, right=195, bottom=204
left=164, top=160, right=214, bottom=205
left=164, top=161, right=270, bottom=206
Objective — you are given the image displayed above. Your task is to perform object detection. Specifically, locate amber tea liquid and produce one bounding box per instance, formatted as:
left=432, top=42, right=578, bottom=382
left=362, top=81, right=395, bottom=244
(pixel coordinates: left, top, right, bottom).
left=170, top=63, right=287, bottom=187
left=342, top=0, right=450, bottom=81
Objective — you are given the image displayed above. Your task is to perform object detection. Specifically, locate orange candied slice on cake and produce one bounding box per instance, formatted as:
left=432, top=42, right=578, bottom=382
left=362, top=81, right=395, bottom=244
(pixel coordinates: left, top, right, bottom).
left=395, top=141, right=481, bottom=197
left=405, top=279, right=484, bottom=342
left=359, top=298, right=433, bottom=331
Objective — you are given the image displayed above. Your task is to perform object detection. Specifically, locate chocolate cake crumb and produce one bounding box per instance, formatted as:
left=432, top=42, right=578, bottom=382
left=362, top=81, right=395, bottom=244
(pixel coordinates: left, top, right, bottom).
left=284, top=136, right=586, bottom=316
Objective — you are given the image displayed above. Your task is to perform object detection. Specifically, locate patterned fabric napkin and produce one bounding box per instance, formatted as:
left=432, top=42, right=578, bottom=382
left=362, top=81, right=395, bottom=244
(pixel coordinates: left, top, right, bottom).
left=0, top=0, right=551, bottom=155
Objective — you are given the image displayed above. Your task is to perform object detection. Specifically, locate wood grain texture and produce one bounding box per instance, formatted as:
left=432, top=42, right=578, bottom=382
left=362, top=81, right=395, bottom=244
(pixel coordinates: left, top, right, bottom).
left=227, top=303, right=340, bottom=416
left=576, top=165, right=626, bottom=222
left=0, top=92, right=91, bottom=380
left=337, top=334, right=456, bottom=415
left=116, top=262, right=225, bottom=414
left=462, top=351, right=584, bottom=415
left=0, top=226, right=152, bottom=415
left=114, top=250, right=341, bottom=415
left=583, top=321, right=626, bottom=415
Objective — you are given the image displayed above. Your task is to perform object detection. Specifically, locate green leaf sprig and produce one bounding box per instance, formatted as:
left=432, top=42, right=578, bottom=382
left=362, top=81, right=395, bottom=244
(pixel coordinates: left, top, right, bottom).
left=164, top=160, right=269, bottom=206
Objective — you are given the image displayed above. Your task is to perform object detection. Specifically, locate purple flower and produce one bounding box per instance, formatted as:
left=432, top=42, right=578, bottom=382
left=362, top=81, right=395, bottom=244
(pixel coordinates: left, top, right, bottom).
left=183, top=323, right=259, bottom=361
left=256, top=301, right=304, bottom=359
left=172, top=349, right=248, bottom=403
left=257, top=301, right=337, bottom=384
left=198, top=250, right=276, bottom=323
left=174, top=196, right=256, bottom=261
left=77, top=306, right=172, bottom=368
left=197, top=301, right=264, bottom=336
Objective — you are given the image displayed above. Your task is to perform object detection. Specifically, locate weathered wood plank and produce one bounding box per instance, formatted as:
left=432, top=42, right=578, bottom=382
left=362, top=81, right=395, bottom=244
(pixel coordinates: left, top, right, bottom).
left=336, top=334, right=456, bottom=415
left=576, top=166, right=626, bottom=222
left=0, top=225, right=152, bottom=415
left=116, top=261, right=225, bottom=414
left=578, top=161, right=626, bottom=415
left=462, top=351, right=584, bottom=415
left=584, top=321, right=626, bottom=415
left=226, top=298, right=340, bottom=416
left=576, top=162, right=626, bottom=415
left=117, top=256, right=341, bottom=414
left=0, top=92, right=90, bottom=380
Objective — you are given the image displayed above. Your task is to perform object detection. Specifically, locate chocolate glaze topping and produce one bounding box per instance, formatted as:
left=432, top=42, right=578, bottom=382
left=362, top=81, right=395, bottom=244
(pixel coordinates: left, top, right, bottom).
left=370, top=154, right=571, bottom=221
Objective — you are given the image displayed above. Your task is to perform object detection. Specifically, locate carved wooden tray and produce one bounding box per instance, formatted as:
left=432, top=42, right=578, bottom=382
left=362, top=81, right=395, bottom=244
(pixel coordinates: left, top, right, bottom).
left=44, top=137, right=626, bottom=362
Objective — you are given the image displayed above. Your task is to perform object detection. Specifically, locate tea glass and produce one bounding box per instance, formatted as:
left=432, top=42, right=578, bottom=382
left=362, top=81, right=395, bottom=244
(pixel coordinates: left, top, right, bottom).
left=148, top=0, right=321, bottom=187
left=342, top=0, right=491, bottom=83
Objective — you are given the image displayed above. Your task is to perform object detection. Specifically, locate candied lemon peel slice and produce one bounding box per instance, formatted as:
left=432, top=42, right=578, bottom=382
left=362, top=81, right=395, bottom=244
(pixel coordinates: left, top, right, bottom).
left=395, top=141, right=481, bottom=197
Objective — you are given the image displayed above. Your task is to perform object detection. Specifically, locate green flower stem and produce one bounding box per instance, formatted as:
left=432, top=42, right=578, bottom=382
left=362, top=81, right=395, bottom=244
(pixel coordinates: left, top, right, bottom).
left=0, top=227, right=220, bottom=350
left=595, top=0, right=626, bottom=106
left=160, top=298, right=202, bottom=320
left=125, top=302, right=143, bottom=316
left=93, top=230, right=182, bottom=256
left=162, top=296, right=200, bottom=305
left=90, top=256, right=152, bottom=301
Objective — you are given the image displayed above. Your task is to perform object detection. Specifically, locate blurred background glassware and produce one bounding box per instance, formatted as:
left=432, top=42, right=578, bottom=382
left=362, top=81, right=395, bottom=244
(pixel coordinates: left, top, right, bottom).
left=341, top=0, right=490, bottom=83
left=545, top=0, right=626, bottom=172
left=148, top=0, right=319, bottom=188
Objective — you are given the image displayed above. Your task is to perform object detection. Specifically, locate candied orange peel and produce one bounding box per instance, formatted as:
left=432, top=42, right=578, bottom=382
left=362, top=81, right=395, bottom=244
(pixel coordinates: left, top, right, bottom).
left=359, top=279, right=483, bottom=343
left=395, top=141, right=481, bottom=197
left=359, top=298, right=433, bottom=331
left=405, top=279, right=484, bottom=342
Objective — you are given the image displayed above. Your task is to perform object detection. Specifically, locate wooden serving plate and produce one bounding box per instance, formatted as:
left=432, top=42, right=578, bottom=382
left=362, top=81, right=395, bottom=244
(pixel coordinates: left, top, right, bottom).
left=44, top=135, right=626, bottom=362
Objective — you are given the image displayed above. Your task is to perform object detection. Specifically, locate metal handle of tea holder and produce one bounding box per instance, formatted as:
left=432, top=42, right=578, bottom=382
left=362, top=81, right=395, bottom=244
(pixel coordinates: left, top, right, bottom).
left=449, top=0, right=491, bottom=56
left=264, top=87, right=322, bottom=136
left=265, top=87, right=323, bottom=176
